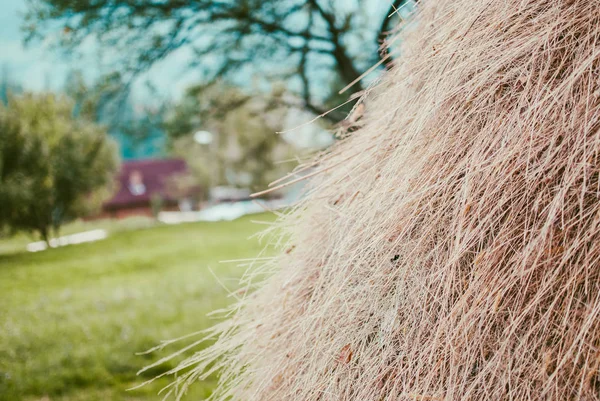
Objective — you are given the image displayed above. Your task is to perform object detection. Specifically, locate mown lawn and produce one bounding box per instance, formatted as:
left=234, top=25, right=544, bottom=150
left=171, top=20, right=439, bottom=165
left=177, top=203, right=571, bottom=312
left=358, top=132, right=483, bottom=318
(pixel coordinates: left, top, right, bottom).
left=0, top=214, right=275, bottom=401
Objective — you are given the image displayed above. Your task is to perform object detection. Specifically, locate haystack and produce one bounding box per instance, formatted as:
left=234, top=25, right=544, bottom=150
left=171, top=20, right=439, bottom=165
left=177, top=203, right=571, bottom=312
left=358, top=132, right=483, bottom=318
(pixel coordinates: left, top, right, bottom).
left=153, top=0, right=600, bottom=399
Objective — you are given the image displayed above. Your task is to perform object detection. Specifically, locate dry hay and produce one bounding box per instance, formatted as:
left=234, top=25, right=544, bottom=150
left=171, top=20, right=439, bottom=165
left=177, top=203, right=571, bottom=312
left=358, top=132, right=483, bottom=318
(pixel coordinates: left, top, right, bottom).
left=150, top=0, right=600, bottom=399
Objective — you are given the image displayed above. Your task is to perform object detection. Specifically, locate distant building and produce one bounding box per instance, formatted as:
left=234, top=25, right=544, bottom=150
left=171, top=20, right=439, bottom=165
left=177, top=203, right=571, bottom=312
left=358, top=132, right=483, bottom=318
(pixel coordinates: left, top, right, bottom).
left=102, top=158, right=198, bottom=219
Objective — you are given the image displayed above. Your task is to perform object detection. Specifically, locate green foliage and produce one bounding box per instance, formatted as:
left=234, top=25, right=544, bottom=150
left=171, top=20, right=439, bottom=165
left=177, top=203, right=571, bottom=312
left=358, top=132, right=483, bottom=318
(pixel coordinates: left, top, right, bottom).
left=166, top=84, right=295, bottom=192
left=0, top=93, right=120, bottom=242
left=0, top=214, right=275, bottom=401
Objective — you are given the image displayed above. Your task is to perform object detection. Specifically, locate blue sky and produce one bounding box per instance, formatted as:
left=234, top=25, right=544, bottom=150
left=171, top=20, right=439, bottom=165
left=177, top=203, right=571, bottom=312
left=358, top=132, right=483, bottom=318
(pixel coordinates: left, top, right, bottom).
left=0, top=0, right=62, bottom=91
left=0, top=0, right=200, bottom=100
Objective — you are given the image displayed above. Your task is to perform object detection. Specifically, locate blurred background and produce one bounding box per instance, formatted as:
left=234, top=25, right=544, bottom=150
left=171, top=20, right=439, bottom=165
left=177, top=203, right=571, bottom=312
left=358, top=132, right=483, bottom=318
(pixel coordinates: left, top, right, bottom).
left=0, top=1, right=416, bottom=400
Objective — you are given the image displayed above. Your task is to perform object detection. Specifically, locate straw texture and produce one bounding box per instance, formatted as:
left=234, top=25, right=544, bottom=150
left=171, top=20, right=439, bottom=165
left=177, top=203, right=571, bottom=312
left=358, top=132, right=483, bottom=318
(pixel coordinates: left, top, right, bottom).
left=159, top=0, right=600, bottom=399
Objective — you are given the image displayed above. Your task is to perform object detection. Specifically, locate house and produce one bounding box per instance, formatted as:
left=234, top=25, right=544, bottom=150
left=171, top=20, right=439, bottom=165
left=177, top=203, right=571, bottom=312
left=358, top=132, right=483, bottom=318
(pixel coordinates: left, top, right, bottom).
left=102, top=158, right=198, bottom=219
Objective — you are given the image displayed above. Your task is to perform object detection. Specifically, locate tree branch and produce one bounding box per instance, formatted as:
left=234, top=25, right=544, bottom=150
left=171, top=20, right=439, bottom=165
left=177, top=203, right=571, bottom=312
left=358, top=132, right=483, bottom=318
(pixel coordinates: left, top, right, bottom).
left=377, top=0, right=417, bottom=65
left=306, top=0, right=363, bottom=90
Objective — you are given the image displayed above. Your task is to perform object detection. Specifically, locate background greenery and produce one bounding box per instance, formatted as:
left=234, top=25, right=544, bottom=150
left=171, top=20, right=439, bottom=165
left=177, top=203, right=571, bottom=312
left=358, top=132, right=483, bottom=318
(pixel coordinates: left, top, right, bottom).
left=0, top=214, right=275, bottom=401
left=24, top=1, right=414, bottom=125
left=0, top=93, right=120, bottom=243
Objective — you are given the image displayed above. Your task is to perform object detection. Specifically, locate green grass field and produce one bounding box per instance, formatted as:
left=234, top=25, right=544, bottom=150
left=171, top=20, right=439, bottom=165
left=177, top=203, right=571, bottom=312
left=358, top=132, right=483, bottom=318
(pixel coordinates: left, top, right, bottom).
left=0, top=215, right=274, bottom=401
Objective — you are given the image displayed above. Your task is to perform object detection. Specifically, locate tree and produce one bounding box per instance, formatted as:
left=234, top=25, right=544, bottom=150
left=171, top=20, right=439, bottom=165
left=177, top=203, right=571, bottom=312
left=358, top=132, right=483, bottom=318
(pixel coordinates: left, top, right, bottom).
left=24, top=0, right=417, bottom=123
left=0, top=93, right=120, bottom=244
left=166, top=84, right=296, bottom=192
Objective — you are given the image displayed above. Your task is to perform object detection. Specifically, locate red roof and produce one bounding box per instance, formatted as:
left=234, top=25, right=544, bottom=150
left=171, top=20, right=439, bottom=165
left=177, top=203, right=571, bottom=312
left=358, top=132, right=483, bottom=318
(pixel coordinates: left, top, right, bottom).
left=104, top=158, right=189, bottom=209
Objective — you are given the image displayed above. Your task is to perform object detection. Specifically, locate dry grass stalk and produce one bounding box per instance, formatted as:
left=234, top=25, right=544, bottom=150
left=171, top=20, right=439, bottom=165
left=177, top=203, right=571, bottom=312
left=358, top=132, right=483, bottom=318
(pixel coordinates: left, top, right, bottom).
left=152, top=0, right=600, bottom=399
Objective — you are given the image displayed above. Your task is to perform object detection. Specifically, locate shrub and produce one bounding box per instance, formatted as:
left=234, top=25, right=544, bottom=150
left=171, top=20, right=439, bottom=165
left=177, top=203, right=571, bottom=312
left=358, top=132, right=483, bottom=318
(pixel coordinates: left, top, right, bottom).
left=0, top=93, right=119, bottom=244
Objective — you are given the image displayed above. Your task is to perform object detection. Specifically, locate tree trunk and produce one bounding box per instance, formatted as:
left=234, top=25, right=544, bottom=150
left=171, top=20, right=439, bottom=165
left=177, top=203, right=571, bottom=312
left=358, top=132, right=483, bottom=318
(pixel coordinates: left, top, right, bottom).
left=40, top=227, right=51, bottom=248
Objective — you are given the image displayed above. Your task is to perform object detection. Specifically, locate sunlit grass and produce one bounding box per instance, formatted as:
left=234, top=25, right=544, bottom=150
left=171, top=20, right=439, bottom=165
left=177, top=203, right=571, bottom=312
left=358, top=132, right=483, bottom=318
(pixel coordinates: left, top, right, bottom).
left=0, top=214, right=275, bottom=401
left=0, top=216, right=157, bottom=256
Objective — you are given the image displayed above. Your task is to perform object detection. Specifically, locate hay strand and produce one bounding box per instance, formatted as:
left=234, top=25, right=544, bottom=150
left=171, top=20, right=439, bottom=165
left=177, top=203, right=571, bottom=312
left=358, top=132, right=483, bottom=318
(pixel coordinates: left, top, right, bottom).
left=161, top=0, right=600, bottom=399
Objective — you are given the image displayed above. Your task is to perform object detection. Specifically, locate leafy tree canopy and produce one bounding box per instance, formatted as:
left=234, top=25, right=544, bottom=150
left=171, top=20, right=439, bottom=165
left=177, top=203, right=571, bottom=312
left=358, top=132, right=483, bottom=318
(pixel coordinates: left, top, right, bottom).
left=167, top=83, right=296, bottom=192
left=0, top=93, right=120, bottom=243
left=24, top=0, right=415, bottom=123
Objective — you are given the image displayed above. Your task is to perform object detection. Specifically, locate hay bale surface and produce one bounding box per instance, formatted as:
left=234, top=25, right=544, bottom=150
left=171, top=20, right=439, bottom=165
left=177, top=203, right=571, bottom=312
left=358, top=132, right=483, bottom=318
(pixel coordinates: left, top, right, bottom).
left=162, top=0, right=600, bottom=399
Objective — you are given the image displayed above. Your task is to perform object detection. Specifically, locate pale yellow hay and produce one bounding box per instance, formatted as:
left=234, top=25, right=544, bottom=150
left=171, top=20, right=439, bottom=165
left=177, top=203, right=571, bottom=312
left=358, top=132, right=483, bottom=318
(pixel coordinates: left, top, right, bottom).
left=151, top=0, right=600, bottom=399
